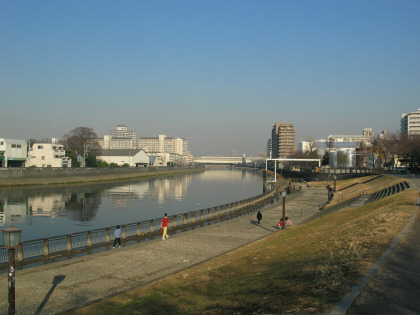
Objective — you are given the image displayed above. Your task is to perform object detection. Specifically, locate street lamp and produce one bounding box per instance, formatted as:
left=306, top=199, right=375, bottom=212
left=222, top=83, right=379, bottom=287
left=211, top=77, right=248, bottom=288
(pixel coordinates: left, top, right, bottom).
left=2, top=226, right=22, bottom=315
left=327, top=180, right=331, bottom=201
left=281, top=190, right=287, bottom=229
left=334, top=175, right=337, bottom=192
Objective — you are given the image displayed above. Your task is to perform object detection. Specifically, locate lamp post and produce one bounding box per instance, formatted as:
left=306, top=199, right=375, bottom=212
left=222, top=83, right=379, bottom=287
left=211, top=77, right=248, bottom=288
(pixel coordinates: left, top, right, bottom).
left=2, top=226, right=22, bottom=315
left=281, top=190, right=287, bottom=229
left=334, top=175, right=337, bottom=193
left=327, top=180, right=331, bottom=201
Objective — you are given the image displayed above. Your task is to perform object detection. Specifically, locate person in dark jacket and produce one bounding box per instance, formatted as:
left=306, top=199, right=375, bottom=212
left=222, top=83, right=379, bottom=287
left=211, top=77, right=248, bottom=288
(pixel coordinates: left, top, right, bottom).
left=257, top=211, right=262, bottom=224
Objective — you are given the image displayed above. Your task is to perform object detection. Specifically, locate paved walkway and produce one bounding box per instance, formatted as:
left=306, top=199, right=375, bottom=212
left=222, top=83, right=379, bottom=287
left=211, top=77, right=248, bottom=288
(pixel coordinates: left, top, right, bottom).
left=0, top=185, right=327, bottom=314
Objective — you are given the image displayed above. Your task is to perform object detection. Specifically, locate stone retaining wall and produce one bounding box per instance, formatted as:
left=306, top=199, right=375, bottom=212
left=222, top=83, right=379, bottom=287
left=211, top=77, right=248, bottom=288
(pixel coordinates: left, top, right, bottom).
left=0, top=166, right=201, bottom=179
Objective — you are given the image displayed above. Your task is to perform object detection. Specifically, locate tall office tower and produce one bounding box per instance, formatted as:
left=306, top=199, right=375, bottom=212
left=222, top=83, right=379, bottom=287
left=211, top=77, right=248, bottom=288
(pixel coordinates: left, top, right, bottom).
left=271, top=122, right=295, bottom=158
left=401, top=109, right=420, bottom=136
left=109, top=125, right=138, bottom=149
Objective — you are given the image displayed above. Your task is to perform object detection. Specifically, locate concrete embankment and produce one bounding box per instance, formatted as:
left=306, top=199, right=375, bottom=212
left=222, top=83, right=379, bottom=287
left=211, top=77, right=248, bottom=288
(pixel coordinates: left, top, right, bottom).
left=0, top=184, right=327, bottom=314
left=0, top=166, right=204, bottom=187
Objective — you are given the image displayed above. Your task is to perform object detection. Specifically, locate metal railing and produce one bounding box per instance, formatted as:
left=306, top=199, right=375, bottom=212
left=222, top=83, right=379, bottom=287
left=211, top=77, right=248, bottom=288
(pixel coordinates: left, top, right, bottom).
left=0, top=183, right=285, bottom=264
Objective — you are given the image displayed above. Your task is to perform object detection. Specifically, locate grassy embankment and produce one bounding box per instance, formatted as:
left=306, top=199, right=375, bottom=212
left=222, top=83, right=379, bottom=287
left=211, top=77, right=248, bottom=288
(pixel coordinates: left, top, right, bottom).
left=0, top=167, right=205, bottom=187
left=70, top=176, right=418, bottom=315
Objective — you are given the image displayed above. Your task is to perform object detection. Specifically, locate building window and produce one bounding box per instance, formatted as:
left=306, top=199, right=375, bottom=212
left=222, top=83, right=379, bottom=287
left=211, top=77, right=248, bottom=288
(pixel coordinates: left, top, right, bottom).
left=38, top=145, right=43, bottom=149
left=42, top=156, right=45, bottom=160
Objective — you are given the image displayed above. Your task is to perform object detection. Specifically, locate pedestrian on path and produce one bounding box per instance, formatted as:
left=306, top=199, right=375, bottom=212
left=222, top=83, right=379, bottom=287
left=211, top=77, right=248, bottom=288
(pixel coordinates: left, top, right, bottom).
left=161, top=213, right=169, bottom=240
left=257, top=211, right=262, bottom=224
left=113, top=225, right=122, bottom=248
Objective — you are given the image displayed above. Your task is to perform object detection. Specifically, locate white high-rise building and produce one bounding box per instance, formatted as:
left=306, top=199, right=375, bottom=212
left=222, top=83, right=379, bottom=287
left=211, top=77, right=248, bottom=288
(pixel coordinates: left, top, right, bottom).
left=97, top=125, right=138, bottom=149
left=401, top=109, right=420, bottom=136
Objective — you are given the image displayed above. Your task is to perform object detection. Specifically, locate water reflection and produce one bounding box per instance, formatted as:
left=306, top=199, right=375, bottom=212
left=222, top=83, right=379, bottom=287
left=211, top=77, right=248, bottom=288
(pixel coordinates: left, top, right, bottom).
left=0, top=169, right=262, bottom=241
left=64, top=193, right=101, bottom=222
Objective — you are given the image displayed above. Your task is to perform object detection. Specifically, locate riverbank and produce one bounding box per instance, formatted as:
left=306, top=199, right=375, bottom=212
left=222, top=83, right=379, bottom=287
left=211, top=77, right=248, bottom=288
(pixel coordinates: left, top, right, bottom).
left=0, top=166, right=205, bottom=187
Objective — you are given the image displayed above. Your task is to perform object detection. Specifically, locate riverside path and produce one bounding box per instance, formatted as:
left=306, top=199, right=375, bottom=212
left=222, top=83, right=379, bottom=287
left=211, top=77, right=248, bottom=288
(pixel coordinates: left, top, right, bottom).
left=0, top=184, right=327, bottom=314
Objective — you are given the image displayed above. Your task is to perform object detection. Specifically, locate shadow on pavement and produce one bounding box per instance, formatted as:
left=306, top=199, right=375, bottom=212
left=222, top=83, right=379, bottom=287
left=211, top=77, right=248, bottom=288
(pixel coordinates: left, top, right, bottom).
left=35, top=275, right=66, bottom=315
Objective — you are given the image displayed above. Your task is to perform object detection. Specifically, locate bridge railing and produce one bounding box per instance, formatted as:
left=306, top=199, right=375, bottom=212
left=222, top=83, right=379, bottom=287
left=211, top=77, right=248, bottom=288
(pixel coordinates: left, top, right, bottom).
left=0, top=182, right=286, bottom=265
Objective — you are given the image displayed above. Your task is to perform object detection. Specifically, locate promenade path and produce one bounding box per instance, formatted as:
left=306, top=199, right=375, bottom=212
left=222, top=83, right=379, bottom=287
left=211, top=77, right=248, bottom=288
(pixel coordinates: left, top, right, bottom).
left=0, top=184, right=327, bottom=315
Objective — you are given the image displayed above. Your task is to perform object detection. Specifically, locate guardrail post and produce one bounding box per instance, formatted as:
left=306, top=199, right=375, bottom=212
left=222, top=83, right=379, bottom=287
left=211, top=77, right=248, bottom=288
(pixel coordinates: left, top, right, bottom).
left=201, top=210, right=204, bottom=221
left=136, top=222, right=141, bottom=236
left=183, top=214, right=187, bottom=225
left=88, top=231, right=92, bottom=247
left=150, top=220, right=154, bottom=233
left=122, top=225, right=127, bottom=240
left=173, top=216, right=177, bottom=227
left=44, top=239, right=49, bottom=256
left=208, top=208, right=211, bottom=219
left=67, top=235, right=72, bottom=251
left=192, top=211, right=196, bottom=223
left=106, top=228, right=110, bottom=243
left=215, top=206, right=218, bottom=217
left=17, top=245, right=23, bottom=262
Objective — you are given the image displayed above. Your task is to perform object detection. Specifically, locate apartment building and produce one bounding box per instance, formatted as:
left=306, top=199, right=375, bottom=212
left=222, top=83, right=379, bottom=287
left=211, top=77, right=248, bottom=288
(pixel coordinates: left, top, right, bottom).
left=0, top=138, right=27, bottom=167
left=27, top=139, right=71, bottom=168
left=271, top=122, right=295, bottom=158
left=96, top=125, right=138, bottom=149
left=139, top=135, right=192, bottom=165
left=401, top=109, right=420, bottom=136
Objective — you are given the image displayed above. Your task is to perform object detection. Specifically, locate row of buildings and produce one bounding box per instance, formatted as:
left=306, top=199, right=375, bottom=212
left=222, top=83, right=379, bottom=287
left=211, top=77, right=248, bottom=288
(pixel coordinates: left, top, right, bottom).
left=267, top=122, right=385, bottom=169
left=0, top=125, right=192, bottom=168
left=268, top=107, right=419, bottom=169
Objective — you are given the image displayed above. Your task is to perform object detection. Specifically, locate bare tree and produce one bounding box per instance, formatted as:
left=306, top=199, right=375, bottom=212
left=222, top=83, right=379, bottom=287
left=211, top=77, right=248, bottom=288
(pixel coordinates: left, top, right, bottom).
left=336, top=151, right=349, bottom=168
left=305, top=136, right=315, bottom=153
left=63, top=127, right=100, bottom=156
left=326, top=137, right=335, bottom=152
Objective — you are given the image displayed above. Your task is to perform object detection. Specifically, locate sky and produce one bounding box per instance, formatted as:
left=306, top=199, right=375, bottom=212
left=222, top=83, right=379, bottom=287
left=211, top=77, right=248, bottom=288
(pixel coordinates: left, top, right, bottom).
left=1, top=1, right=419, bottom=156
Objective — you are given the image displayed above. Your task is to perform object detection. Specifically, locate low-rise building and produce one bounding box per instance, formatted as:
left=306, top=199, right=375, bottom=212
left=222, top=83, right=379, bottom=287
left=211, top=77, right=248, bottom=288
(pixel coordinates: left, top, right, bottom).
left=0, top=138, right=27, bottom=167
left=27, top=139, right=71, bottom=168
left=96, top=149, right=150, bottom=167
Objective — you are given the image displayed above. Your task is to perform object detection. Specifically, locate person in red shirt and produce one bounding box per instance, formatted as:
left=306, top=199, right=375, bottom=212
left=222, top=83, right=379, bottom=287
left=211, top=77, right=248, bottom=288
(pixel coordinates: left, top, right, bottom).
left=161, top=213, right=170, bottom=240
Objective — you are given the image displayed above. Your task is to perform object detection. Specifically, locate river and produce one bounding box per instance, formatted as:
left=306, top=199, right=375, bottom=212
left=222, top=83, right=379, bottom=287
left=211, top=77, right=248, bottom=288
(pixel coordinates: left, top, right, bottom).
left=0, top=168, right=263, bottom=242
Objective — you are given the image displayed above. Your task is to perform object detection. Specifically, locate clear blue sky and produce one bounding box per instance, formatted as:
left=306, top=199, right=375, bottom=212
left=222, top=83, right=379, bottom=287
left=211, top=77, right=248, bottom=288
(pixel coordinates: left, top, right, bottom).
left=1, top=1, right=419, bottom=156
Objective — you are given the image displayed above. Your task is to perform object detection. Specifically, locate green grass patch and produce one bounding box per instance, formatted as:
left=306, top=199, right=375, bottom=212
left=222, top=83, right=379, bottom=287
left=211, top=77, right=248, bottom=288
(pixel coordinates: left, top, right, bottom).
left=69, top=189, right=418, bottom=315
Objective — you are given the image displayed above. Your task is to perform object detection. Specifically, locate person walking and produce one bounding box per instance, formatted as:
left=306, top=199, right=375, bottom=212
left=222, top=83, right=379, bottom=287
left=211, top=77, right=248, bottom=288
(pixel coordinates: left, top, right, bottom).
left=257, top=211, right=262, bottom=224
left=113, top=225, right=122, bottom=249
left=161, top=213, right=169, bottom=240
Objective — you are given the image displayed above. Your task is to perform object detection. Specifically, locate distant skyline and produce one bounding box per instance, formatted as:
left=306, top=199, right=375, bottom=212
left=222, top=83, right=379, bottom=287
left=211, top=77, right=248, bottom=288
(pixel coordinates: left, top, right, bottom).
left=1, top=1, right=419, bottom=156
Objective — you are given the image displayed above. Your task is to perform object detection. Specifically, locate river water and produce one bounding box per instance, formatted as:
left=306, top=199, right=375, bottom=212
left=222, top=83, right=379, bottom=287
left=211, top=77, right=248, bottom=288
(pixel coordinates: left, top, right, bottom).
left=0, top=168, right=263, bottom=242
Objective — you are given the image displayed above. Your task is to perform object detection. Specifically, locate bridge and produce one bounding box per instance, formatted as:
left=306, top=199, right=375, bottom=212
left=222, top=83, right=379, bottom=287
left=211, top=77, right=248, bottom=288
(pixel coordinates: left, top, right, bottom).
left=193, top=156, right=265, bottom=165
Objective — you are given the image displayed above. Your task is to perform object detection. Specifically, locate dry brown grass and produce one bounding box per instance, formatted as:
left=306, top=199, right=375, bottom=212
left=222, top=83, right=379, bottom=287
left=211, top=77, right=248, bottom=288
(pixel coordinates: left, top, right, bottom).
left=69, top=189, right=418, bottom=315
